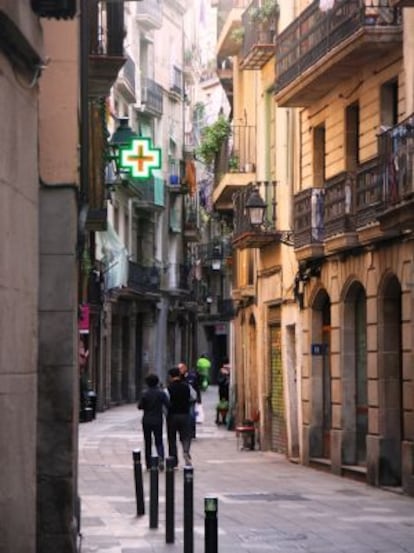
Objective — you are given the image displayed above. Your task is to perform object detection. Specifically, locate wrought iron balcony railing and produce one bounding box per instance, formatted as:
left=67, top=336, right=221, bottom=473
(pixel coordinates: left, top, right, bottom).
left=88, top=1, right=126, bottom=96
left=240, top=0, right=277, bottom=70
left=215, top=124, right=256, bottom=179
left=378, top=115, right=414, bottom=206
left=324, top=171, right=356, bottom=239
left=233, top=181, right=293, bottom=248
left=293, top=187, right=325, bottom=249
left=355, top=157, right=384, bottom=228
left=170, top=65, right=183, bottom=96
left=131, top=176, right=165, bottom=210
left=127, top=261, right=161, bottom=293
left=141, top=77, right=163, bottom=117
left=197, top=239, right=233, bottom=266
left=217, top=297, right=236, bottom=318
left=275, top=0, right=400, bottom=98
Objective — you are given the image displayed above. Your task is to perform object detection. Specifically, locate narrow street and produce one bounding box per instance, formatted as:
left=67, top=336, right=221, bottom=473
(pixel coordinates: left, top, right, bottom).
left=79, top=387, right=414, bottom=553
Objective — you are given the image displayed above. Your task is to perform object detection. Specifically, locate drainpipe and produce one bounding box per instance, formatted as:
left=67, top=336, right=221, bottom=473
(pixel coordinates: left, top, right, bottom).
left=80, top=0, right=89, bottom=206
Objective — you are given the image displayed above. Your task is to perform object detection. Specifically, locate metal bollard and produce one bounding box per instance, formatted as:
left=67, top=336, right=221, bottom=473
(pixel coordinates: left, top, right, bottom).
left=132, top=449, right=145, bottom=516
left=204, top=496, right=218, bottom=553
left=165, top=457, right=175, bottom=544
left=149, top=455, right=159, bottom=529
left=183, top=465, right=194, bottom=553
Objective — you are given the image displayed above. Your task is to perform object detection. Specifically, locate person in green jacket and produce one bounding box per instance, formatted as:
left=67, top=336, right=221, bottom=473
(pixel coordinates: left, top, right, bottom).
left=196, top=353, right=211, bottom=391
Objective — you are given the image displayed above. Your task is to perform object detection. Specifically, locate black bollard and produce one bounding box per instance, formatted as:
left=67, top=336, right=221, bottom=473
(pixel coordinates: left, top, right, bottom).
left=183, top=465, right=194, bottom=553
left=132, top=449, right=145, bottom=516
left=204, top=496, right=218, bottom=553
left=165, top=457, right=175, bottom=544
left=149, top=455, right=159, bottom=529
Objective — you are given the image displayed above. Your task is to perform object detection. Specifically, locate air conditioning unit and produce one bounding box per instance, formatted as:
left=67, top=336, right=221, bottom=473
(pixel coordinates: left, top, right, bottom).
left=31, top=0, right=77, bottom=19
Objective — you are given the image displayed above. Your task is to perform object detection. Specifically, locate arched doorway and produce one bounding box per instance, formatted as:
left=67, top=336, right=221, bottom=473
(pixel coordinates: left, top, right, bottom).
left=342, top=281, right=367, bottom=466
left=378, top=274, right=402, bottom=485
left=310, top=289, right=331, bottom=459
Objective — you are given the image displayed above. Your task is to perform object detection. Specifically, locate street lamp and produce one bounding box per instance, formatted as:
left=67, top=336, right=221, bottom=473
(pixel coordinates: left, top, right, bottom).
left=245, top=187, right=266, bottom=227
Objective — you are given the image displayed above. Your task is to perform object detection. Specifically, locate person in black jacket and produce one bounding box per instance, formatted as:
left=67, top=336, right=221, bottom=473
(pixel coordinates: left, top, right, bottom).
left=165, top=366, right=196, bottom=467
left=138, top=373, right=170, bottom=471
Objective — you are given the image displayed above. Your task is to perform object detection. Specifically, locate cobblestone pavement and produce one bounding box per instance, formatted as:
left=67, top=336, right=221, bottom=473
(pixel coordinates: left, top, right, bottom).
left=79, top=386, right=414, bottom=553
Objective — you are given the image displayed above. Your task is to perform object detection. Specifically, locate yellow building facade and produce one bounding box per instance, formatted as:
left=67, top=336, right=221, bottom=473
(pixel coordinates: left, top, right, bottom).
left=216, top=0, right=414, bottom=496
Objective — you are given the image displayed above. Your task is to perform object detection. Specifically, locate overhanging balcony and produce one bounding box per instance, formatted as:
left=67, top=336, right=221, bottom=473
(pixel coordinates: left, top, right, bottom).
left=324, top=171, right=359, bottom=253
left=88, top=1, right=126, bottom=97
left=130, top=176, right=165, bottom=211
left=212, top=124, right=256, bottom=211
left=135, top=0, right=163, bottom=31
left=232, top=182, right=293, bottom=249
left=141, top=77, right=163, bottom=117
left=117, top=55, right=136, bottom=101
left=217, top=0, right=251, bottom=57
left=274, top=0, right=401, bottom=107
left=239, top=1, right=277, bottom=70
left=293, top=188, right=324, bottom=261
left=127, top=261, right=161, bottom=296
left=376, top=115, right=414, bottom=233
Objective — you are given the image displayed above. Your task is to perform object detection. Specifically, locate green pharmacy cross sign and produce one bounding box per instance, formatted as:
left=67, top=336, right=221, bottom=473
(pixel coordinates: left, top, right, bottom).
left=119, top=137, right=161, bottom=179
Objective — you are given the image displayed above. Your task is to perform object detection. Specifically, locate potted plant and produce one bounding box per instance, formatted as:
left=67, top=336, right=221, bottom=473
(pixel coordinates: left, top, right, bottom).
left=197, top=115, right=231, bottom=167
left=228, top=153, right=239, bottom=172
left=249, top=0, right=279, bottom=25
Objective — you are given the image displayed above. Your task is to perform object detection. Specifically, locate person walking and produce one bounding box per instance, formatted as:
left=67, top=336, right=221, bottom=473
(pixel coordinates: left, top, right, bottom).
left=178, top=361, right=201, bottom=438
left=138, top=373, right=169, bottom=471
left=216, top=357, right=230, bottom=425
left=165, top=366, right=196, bottom=467
left=196, top=353, right=211, bottom=391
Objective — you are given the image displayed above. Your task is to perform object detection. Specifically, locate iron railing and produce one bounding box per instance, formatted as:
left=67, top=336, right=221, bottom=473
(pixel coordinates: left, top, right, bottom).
left=293, top=187, right=325, bottom=248
left=275, top=0, right=400, bottom=94
left=241, top=0, right=277, bottom=59
left=378, top=114, right=414, bottom=206
left=355, top=158, right=384, bottom=228
left=324, top=171, right=356, bottom=238
left=215, top=124, right=256, bottom=178
left=141, top=77, right=163, bottom=116
left=90, top=1, right=124, bottom=56
left=128, top=261, right=161, bottom=293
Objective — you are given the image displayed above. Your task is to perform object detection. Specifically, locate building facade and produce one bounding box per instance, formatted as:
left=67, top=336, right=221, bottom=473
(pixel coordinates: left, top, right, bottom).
left=215, top=0, right=414, bottom=496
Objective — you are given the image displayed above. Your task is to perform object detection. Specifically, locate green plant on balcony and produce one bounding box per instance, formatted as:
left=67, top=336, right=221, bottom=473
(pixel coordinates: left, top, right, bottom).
left=228, top=153, right=239, bottom=172
left=197, top=115, right=231, bottom=167
left=249, top=0, right=279, bottom=25
left=230, top=26, right=245, bottom=45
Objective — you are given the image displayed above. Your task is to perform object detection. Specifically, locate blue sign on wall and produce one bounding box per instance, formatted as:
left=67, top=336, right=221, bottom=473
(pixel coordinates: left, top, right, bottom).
left=311, top=343, right=328, bottom=355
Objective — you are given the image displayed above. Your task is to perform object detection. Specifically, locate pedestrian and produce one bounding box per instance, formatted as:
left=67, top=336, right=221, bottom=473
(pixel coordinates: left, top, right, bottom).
left=196, top=353, right=211, bottom=391
left=165, top=366, right=196, bottom=467
left=138, top=373, right=169, bottom=471
left=216, top=357, right=230, bottom=425
left=178, top=362, right=201, bottom=438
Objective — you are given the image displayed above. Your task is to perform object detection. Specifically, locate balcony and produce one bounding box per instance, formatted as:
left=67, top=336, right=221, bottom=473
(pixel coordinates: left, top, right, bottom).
left=169, top=65, right=183, bottom=100
left=212, top=124, right=257, bottom=211
left=217, top=298, right=237, bottom=319
left=324, top=171, right=359, bottom=253
left=217, top=57, right=234, bottom=105
left=166, top=263, right=192, bottom=292
left=88, top=1, right=126, bottom=97
left=117, top=55, right=136, bottom=101
left=131, top=176, right=165, bottom=211
left=141, top=77, right=163, bottom=117
left=232, top=182, right=292, bottom=249
left=135, top=0, right=163, bottom=31
left=183, top=203, right=200, bottom=242
left=240, top=0, right=277, bottom=70
left=376, top=116, right=414, bottom=233
left=274, top=0, right=401, bottom=107
left=127, top=261, right=161, bottom=296
left=355, top=157, right=388, bottom=243
left=197, top=239, right=233, bottom=269
left=217, top=0, right=251, bottom=57
left=293, top=188, right=324, bottom=261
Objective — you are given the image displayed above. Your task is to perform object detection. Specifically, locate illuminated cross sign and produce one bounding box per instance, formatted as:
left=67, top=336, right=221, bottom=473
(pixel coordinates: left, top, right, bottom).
left=119, top=137, right=162, bottom=179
